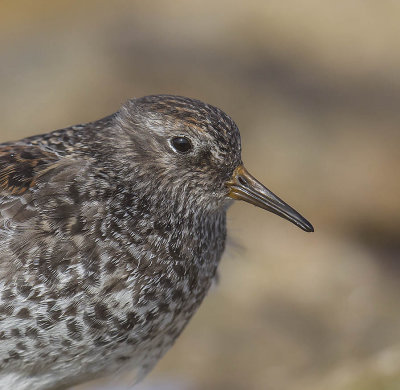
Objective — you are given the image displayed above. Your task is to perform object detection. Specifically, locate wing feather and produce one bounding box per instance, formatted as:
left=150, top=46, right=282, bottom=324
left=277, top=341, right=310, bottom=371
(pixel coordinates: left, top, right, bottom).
left=0, top=144, right=60, bottom=195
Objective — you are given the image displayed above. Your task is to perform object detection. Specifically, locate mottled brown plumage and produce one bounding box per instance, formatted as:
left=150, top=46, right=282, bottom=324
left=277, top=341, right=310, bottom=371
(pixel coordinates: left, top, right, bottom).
left=0, top=95, right=313, bottom=390
left=0, top=146, right=60, bottom=195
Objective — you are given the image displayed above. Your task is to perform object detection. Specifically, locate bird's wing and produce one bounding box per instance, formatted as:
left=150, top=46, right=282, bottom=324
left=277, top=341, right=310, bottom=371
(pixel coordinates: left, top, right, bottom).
left=0, top=143, right=65, bottom=276
left=0, top=143, right=93, bottom=282
left=0, top=144, right=61, bottom=196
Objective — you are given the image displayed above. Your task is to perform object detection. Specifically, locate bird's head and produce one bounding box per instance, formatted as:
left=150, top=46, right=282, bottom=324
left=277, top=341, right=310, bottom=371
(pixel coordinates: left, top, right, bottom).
left=113, top=95, right=313, bottom=232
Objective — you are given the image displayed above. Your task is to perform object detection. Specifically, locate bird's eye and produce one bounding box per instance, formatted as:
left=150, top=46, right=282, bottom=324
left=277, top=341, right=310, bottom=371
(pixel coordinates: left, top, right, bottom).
left=170, top=137, right=192, bottom=153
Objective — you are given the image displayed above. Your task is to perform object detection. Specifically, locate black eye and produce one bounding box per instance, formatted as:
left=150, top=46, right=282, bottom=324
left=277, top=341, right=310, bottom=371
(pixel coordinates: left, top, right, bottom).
left=170, top=137, right=192, bottom=153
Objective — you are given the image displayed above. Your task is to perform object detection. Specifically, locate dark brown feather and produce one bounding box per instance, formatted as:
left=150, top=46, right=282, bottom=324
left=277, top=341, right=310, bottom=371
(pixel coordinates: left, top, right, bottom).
left=0, top=145, right=60, bottom=195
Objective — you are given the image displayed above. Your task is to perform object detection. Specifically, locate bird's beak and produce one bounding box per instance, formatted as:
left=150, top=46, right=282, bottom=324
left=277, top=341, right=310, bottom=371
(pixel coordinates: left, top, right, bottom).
left=226, top=165, right=314, bottom=232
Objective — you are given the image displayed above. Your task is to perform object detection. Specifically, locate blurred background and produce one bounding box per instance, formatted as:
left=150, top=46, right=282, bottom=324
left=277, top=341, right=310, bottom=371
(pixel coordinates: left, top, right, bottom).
left=1, top=1, right=400, bottom=389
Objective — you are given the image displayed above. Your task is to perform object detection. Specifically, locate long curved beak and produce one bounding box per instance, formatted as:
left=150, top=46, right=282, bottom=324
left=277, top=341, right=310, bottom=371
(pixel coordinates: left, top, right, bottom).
left=226, top=165, right=314, bottom=232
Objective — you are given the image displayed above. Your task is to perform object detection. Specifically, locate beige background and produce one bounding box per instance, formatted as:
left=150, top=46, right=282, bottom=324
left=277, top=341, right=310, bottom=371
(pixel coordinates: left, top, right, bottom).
left=1, top=1, right=400, bottom=389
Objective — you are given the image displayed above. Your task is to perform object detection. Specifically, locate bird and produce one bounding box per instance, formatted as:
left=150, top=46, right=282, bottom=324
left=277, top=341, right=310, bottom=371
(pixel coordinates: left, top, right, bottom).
left=0, top=95, right=313, bottom=390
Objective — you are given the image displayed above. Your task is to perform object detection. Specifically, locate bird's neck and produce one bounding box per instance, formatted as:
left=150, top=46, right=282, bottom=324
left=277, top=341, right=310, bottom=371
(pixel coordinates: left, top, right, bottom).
left=103, top=175, right=228, bottom=266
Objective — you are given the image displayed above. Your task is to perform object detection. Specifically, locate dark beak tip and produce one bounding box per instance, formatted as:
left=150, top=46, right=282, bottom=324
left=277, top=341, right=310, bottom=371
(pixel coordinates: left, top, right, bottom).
left=303, top=222, right=314, bottom=233
left=291, top=216, right=314, bottom=233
